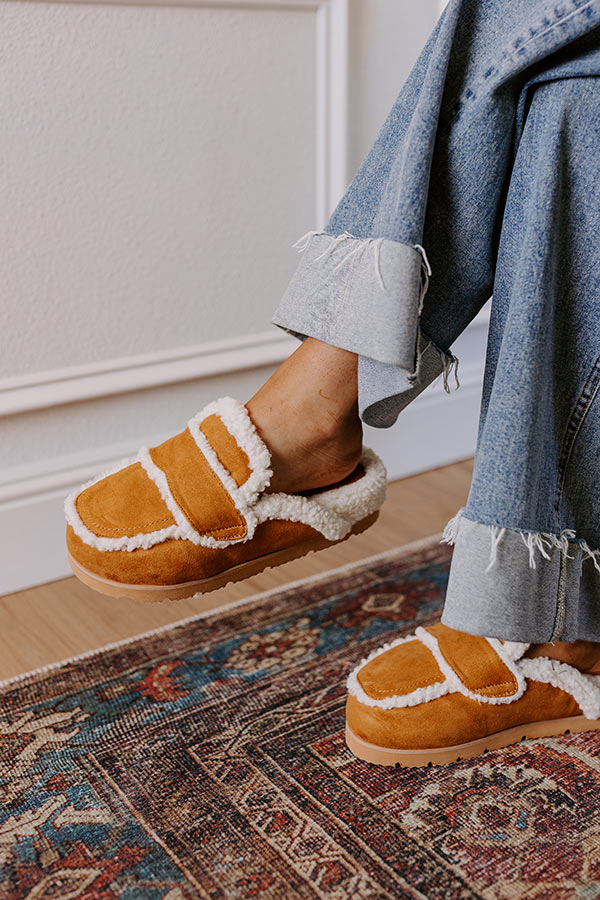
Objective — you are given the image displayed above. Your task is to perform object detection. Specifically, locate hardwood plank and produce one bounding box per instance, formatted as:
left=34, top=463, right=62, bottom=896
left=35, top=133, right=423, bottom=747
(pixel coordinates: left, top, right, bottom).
left=0, top=458, right=473, bottom=681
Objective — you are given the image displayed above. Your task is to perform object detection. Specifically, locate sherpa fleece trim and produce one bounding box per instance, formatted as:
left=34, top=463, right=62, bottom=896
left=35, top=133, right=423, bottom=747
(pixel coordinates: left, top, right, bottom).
left=188, top=397, right=273, bottom=506
left=442, top=506, right=600, bottom=574
left=64, top=397, right=387, bottom=553
left=253, top=447, right=387, bottom=542
left=518, top=656, right=600, bottom=720
left=346, top=629, right=600, bottom=718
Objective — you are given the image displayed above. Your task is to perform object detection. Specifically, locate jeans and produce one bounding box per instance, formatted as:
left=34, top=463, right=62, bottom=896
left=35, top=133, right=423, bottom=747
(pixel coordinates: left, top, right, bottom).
left=272, top=0, right=600, bottom=643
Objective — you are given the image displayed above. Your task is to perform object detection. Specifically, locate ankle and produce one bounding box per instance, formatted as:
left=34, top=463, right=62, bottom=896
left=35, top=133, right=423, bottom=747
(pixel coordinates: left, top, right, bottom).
left=246, top=338, right=363, bottom=493
left=261, top=413, right=362, bottom=494
left=524, top=639, right=600, bottom=673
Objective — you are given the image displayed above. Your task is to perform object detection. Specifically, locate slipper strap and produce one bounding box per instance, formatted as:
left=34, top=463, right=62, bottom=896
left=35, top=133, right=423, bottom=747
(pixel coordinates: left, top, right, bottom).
left=149, top=422, right=248, bottom=541
left=420, top=623, right=521, bottom=700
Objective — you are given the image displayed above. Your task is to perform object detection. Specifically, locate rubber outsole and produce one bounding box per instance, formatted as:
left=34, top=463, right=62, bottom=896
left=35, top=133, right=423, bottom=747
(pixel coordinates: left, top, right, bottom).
left=68, top=511, right=379, bottom=603
left=345, top=716, right=600, bottom=767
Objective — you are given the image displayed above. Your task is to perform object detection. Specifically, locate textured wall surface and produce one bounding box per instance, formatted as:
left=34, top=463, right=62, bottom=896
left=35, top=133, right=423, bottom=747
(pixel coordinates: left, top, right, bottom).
left=348, top=0, right=434, bottom=173
left=0, top=1, right=315, bottom=378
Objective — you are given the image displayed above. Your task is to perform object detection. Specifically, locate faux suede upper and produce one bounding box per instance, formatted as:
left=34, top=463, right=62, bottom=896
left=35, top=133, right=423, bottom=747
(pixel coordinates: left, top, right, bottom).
left=74, top=414, right=253, bottom=546
left=76, top=461, right=176, bottom=538
left=353, top=624, right=522, bottom=704
left=346, top=683, right=581, bottom=751
left=432, top=625, right=520, bottom=699
left=148, top=428, right=247, bottom=541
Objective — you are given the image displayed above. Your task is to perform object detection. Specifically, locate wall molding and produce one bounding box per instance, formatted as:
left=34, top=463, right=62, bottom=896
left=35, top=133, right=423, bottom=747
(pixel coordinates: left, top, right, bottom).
left=0, top=309, right=489, bottom=418
left=0, top=355, right=483, bottom=504
left=2, top=310, right=489, bottom=489
left=0, top=330, right=297, bottom=417
left=3, top=0, right=348, bottom=416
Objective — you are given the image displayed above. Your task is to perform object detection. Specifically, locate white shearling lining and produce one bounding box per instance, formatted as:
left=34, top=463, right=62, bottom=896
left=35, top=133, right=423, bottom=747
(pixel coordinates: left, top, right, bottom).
left=254, top=446, right=387, bottom=542
left=65, top=397, right=387, bottom=553
left=312, top=447, right=387, bottom=525
left=254, top=492, right=351, bottom=542
left=347, top=627, right=600, bottom=720
left=189, top=396, right=273, bottom=504
left=518, top=656, right=600, bottom=720
left=498, top=640, right=530, bottom=661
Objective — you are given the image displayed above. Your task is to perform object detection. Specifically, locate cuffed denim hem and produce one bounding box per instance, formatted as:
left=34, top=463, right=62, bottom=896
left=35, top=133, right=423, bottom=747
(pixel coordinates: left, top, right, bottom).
left=441, top=510, right=600, bottom=643
left=272, top=231, right=458, bottom=428
left=359, top=332, right=458, bottom=427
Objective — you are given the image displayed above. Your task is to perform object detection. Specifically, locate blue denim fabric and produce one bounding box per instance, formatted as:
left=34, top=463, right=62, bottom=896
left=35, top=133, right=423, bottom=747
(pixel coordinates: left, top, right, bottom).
left=272, top=0, right=600, bottom=641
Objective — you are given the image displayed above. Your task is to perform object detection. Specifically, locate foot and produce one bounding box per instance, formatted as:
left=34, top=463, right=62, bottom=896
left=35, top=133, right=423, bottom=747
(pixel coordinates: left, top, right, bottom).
left=247, top=337, right=363, bottom=494
left=345, top=623, right=600, bottom=767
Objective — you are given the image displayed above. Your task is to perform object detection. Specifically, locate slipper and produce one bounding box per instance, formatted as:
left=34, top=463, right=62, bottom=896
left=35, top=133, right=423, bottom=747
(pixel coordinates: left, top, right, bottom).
left=345, top=622, right=600, bottom=766
left=65, top=396, right=386, bottom=602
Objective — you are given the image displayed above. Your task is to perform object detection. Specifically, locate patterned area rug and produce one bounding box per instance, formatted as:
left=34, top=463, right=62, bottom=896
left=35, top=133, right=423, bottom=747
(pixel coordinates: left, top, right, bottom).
left=2, top=538, right=600, bottom=900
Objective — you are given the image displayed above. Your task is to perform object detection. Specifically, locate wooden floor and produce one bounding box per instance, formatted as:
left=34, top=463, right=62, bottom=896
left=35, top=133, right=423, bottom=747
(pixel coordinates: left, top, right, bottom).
left=0, top=458, right=473, bottom=682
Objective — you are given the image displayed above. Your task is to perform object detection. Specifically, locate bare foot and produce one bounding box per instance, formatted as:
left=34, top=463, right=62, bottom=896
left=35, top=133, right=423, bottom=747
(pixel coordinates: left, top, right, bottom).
left=246, top=337, right=363, bottom=494
left=524, top=640, right=600, bottom=674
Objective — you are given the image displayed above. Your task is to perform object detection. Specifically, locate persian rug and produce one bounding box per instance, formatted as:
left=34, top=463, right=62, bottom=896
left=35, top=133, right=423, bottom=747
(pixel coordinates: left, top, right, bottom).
left=2, top=538, right=600, bottom=900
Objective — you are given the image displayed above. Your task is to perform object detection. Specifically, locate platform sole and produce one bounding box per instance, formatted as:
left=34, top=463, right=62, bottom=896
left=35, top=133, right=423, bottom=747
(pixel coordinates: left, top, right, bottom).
left=345, top=715, right=600, bottom=767
left=68, top=511, right=379, bottom=602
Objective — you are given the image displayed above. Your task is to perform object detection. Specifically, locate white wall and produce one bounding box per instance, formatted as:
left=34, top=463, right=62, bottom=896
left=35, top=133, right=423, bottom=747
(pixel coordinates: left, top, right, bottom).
left=1, top=2, right=325, bottom=380
left=348, top=0, right=437, bottom=173
left=0, top=0, right=487, bottom=593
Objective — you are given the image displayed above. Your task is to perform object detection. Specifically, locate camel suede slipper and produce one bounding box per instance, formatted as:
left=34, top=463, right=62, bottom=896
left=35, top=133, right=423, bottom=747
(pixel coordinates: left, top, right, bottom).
left=65, top=397, right=386, bottom=602
left=345, top=622, right=600, bottom=767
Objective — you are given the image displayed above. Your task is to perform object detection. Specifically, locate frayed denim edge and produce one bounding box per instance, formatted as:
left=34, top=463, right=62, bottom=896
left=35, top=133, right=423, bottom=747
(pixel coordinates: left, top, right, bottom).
left=442, top=507, right=600, bottom=574
left=292, top=230, right=460, bottom=391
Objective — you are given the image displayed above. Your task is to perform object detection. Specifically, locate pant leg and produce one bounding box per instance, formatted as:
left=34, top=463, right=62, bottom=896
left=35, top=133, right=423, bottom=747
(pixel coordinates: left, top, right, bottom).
left=272, top=0, right=600, bottom=427
left=272, top=0, right=600, bottom=643
left=442, top=67, right=600, bottom=642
